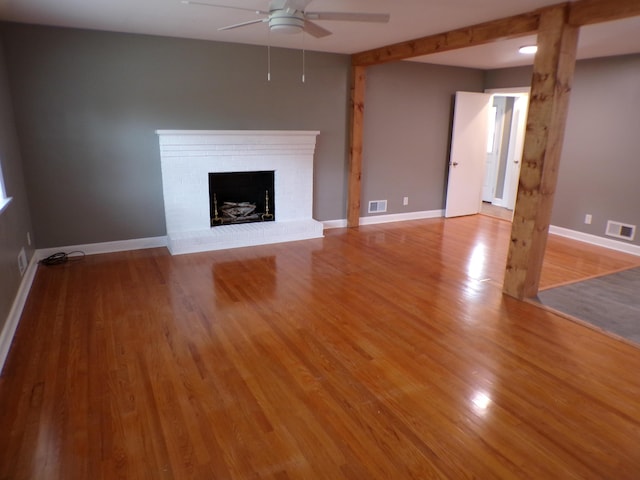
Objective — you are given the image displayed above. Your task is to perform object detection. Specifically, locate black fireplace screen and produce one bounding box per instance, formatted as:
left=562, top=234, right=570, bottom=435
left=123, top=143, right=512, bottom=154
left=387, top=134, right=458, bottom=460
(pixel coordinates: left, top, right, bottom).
left=208, top=171, right=275, bottom=227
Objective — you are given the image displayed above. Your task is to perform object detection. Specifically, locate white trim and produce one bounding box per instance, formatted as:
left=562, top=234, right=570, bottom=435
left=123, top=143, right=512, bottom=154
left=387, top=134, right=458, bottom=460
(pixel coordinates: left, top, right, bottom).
left=0, top=236, right=167, bottom=373
left=0, top=196, right=12, bottom=215
left=37, top=236, right=167, bottom=260
left=491, top=197, right=508, bottom=208
left=484, top=86, right=531, bottom=95
left=323, top=210, right=444, bottom=229
left=549, top=225, right=640, bottom=257
left=155, top=129, right=319, bottom=137
left=322, top=219, right=348, bottom=229
left=7, top=223, right=629, bottom=373
left=360, top=209, right=444, bottom=225
left=0, top=254, right=38, bottom=374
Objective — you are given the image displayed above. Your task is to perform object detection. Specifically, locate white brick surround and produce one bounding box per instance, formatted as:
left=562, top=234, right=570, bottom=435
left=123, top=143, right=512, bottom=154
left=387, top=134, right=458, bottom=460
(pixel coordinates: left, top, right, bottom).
left=156, top=130, right=324, bottom=255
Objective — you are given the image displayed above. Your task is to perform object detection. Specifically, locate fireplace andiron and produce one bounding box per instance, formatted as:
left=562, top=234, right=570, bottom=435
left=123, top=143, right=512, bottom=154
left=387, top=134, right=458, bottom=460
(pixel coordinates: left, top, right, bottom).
left=211, top=193, right=223, bottom=226
left=262, top=190, right=274, bottom=221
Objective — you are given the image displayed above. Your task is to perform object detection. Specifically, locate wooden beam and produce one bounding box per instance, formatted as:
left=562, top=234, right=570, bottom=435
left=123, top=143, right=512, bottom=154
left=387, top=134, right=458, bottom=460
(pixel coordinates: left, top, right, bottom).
left=347, top=65, right=366, bottom=227
left=352, top=0, right=640, bottom=67
left=503, top=4, right=579, bottom=299
left=570, top=0, right=640, bottom=26
left=352, top=12, right=540, bottom=66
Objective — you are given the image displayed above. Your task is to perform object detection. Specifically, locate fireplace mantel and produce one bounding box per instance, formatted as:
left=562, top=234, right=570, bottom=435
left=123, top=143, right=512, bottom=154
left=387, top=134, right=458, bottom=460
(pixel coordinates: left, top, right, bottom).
left=157, top=130, right=323, bottom=255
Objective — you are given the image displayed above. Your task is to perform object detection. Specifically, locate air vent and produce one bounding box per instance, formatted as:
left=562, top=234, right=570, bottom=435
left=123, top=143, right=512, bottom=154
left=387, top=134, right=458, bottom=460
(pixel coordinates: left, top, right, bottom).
left=368, top=200, right=387, bottom=214
left=605, top=220, right=636, bottom=241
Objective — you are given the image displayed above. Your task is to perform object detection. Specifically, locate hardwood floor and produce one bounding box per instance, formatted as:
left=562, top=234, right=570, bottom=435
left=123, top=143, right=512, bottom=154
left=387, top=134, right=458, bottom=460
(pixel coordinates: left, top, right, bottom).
left=480, top=202, right=513, bottom=222
left=2, top=215, right=640, bottom=479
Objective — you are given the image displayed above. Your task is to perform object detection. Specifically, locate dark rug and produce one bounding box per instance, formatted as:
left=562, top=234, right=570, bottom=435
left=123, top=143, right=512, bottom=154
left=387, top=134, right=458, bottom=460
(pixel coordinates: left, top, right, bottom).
left=537, top=267, right=640, bottom=345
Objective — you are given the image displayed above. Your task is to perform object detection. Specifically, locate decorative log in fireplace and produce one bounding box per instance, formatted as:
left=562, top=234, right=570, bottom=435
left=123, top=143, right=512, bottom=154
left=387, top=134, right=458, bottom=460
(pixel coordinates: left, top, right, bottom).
left=209, top=171, right=275, bottom=227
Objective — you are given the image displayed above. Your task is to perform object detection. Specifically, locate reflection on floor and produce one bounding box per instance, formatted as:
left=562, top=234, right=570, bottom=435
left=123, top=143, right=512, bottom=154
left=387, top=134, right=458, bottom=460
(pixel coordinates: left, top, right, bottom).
left=480, top=202, right=513, bottom=221
left=3, top=216, right=640, bottom=478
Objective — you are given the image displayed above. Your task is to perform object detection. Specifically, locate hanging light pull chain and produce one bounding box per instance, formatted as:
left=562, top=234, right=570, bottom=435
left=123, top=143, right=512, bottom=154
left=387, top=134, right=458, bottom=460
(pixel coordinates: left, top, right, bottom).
left=301, top=31, right=306, bottom=83
left=267, top=30, right=271, bottom=82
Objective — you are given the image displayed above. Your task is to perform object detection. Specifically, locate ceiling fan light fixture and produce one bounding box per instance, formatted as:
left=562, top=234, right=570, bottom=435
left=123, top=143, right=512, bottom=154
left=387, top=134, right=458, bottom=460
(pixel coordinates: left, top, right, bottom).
left=518, top=45, right=538, bottom=55
left=269, top=10, right=305, bottom=34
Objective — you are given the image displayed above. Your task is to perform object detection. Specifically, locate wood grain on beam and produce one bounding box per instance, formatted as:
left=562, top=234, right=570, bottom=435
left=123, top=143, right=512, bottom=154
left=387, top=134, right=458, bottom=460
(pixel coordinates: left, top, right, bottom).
left=352, top=12, right=540, bottom=66
left=347, top=65, right=366, bottom=227
left=570, top=0, right=640, bottom=26
left=503, top=5, right=579, bottom=299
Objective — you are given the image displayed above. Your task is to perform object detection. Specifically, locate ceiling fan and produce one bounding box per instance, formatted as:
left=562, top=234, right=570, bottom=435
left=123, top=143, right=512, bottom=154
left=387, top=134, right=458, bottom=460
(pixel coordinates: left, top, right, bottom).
left=181, top=0, right=390, bottom=38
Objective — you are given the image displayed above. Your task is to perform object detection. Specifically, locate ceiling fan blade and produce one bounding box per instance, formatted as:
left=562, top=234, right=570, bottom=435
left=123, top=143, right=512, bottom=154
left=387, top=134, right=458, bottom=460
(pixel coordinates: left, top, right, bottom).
left=180, top=1, right=268, bottom=15
left=218, top=18, right=267, bottom=31
left=305, top=12, right=390, bottom=23
left=303, top=20, right=332, bottom=38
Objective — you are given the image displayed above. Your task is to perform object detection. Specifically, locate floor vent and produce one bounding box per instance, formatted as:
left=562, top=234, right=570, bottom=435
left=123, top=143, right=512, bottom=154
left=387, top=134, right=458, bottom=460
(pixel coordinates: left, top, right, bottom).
left=368, top=200, right=387, bottom=214
left=605, top=220, right=636, bottom=241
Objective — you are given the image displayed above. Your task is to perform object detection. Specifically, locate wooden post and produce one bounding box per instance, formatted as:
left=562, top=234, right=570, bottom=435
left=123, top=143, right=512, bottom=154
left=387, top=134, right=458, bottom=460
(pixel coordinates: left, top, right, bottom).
left=347, top=65, right=366, bottom=228
left=503, top=5, right=580, bottom=299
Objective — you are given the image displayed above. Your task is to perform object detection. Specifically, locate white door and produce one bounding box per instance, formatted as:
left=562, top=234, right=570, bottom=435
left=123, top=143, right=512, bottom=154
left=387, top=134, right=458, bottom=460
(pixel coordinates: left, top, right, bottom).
left=445, top=92, right=492, bottom=218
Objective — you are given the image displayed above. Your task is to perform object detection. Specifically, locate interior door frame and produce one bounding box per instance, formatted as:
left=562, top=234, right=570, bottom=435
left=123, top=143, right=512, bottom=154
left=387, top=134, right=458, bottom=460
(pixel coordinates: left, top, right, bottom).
left=483, top=100, right=506, bottom=202
left=484, top=87, right=531, bottom=210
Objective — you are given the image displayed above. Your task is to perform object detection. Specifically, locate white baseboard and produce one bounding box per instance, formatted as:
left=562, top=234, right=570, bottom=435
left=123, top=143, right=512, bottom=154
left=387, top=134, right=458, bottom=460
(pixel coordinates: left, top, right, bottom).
left=549, top=225, right=640, bottom=257
left=360, top=210, right=444, bottom=225
left=37, top=236, right=167, bottom=261
left=322, top=217, right=640, bottom=258
left=322, top=219, right=348, bottom=229
left=4, top=222, right=633, bottom=373
left=0, top=254, right=38, bottom=374
left=0, top=235, right=167, bottom=374
left=323, top=210, right=444, bottom=229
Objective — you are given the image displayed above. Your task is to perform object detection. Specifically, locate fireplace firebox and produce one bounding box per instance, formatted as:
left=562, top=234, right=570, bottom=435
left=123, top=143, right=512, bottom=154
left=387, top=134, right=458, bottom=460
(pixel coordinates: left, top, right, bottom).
left=209, top=171, right=275, bottom=227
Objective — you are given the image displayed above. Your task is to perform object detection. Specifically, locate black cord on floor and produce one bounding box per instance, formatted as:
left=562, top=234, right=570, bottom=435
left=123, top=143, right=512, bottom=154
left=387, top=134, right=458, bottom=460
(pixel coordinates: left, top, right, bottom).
left=39, top=251, right=86, bottom=266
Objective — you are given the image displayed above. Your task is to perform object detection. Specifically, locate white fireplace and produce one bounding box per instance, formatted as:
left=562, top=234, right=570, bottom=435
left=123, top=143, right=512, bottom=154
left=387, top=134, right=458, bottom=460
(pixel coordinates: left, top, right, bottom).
left=156, top=130, right=324, bottom=255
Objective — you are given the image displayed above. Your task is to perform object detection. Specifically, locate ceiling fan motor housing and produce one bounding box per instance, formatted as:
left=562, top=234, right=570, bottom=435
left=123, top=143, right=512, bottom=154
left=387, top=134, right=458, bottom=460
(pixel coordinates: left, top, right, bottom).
left=269, top=9, right=305, bottom=33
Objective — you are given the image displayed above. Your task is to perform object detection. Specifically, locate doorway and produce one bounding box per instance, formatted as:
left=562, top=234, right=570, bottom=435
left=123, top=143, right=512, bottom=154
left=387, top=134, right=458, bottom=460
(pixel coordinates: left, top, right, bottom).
left=445, top=88, right=529, bottom=219
left=482, top=88, right=530, bottom=218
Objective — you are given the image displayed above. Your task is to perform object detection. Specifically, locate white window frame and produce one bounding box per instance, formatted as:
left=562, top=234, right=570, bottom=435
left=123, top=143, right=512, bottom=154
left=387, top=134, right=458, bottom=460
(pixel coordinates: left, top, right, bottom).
left=0, top=159, right=12, bottom=215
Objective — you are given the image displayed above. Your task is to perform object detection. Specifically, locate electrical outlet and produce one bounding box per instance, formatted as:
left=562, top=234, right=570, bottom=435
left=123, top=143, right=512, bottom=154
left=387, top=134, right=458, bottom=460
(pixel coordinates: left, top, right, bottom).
left=17, top=247, right=27, bottom=276
left=403, top=196, right=409, bottom=206
left=584, top=214, right=592, bottom=225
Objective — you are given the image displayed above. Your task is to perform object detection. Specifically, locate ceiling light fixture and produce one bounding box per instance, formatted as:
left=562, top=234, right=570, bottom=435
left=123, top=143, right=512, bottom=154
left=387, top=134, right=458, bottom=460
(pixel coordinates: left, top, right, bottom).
left=519, top=45, right=538, bottom=55
left=268, top=10, right=305, bottom=34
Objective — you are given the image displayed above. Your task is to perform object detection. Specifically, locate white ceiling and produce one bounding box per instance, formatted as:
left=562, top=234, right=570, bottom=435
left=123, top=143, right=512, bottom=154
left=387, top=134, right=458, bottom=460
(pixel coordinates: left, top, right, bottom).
left=0, top=0, right=639, bottom=69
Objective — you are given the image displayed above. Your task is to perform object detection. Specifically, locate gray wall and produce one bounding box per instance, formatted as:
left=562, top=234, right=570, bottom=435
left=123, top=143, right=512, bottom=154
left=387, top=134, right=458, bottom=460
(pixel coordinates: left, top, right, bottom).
left=485, top=54, right=640, bottom=246
left=7, top=22, right=637, bottom=254
left=554, top=54, right=640, bottom=244
left=362, top=61, right=484, bottom=216
left=483, top=66, right=532, bottom=90
left=0, top=23, right=351, bottom=248
left=0, top=38, right=33, bottom=332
